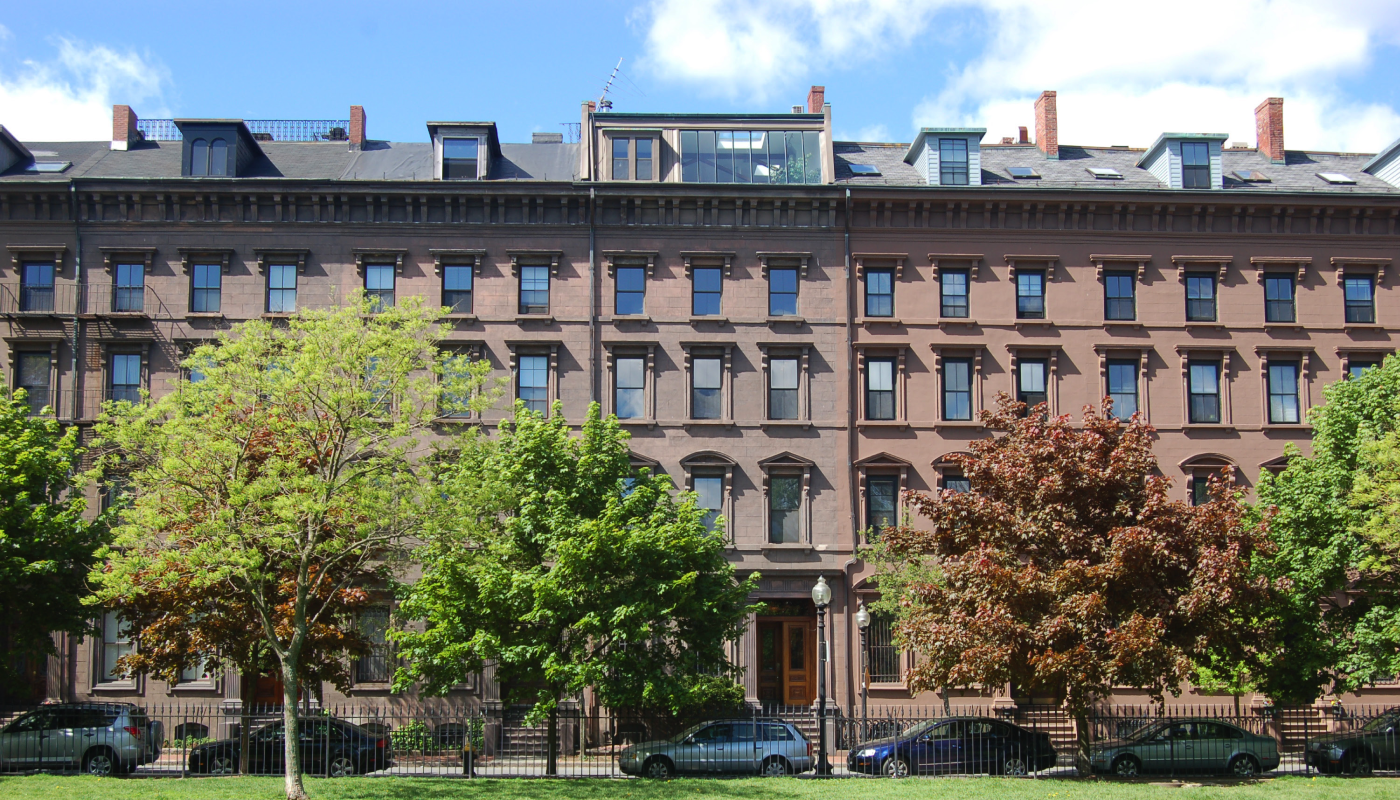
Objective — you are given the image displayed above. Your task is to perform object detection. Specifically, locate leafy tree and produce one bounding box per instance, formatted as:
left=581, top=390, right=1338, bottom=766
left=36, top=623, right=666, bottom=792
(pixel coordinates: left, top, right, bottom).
left=872, top=396, right=1276, bottom=773
left=394, top=402, right=758, bottom=773
left=0, top=389, right=104, bottom=696
left=88, top=296, right=493, bottom=800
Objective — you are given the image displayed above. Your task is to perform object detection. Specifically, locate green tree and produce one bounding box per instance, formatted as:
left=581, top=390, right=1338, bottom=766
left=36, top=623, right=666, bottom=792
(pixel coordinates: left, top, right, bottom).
left=87, top=296, right=493, bottom=800
left=394, top=402, right=757, bottom=773
left=0, top=389, right=104, bottom=696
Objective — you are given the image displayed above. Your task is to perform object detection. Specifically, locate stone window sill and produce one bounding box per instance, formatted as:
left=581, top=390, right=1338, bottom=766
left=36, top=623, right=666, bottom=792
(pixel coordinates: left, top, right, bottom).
left=515, top=315, right=555, bottom=324
left=766, top=316, right=805, bottom=327
left=689, top=316, right=729, bottom=325
left=608, top=315, right=652, bottom=325
left=938, top=318, right=977, bottom=328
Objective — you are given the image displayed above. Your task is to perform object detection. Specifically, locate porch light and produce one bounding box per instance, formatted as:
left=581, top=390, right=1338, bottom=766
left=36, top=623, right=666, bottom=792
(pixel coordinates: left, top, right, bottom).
left=811, top=576, right=831, bottom=608
left=855, top=603, right=870, bottom=630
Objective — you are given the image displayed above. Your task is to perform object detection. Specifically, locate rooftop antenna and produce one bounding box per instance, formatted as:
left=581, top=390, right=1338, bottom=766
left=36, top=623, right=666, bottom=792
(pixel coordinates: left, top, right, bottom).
left=597, top=57, right=623, bottom=111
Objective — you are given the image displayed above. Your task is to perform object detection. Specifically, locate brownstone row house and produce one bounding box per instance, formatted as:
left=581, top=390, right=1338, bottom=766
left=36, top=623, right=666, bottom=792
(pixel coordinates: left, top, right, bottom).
left=2, top=87, right=1399, bottom=716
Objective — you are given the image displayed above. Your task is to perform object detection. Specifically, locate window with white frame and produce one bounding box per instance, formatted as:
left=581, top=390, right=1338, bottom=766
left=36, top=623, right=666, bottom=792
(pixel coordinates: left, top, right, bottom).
left=942, top=358, right=972, bottom=421
left=1268, top=360, right=1301, bottom=424
left=517, top=355, right=550, bottom=415
left=443, top=137, right=480, bottom=180
left=768, top=357, right=799, bottom=420
left=768, top=475, right=802, bottom=543
left=615, top=356, right=645, bottom=419
left=692, top=356, right=723, bottom=419
left=99, top=610, right=133, bottom=683
left=694, top=474, right=724, bottom=533
left=1107, top=359, right=1139, bottom=420
left=865, top=358, right=896, bottom=420
left=1188, top=361, right=1222, bottom=424
left=1345, top=276, right=1376, bottom=324
left=267, top=264, right=298, bottom=313
left=1017, top=359, right=1048, bottom=413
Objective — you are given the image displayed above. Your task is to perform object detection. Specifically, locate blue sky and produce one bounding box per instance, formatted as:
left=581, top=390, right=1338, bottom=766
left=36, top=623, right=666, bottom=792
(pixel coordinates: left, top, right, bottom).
left=2, top=1, right=1400, bottom=153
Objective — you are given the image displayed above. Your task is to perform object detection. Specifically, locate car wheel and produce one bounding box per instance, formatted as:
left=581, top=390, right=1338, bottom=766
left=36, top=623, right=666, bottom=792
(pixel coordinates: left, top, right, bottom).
left=643, top=757, right=673, bottom=779
left=882, top=757, right=910, bottom=778
left=83, top=748, right=118, bottom=778
left=1001, top=756, right=1029, bottom=776
left=760, top=757, right=790, bottom=777
left=208, top=754, right=237, bottom=775
left=1112, top=755, right=1141, bottom=777
left=1229, top=755, right=1260, bottom=778
left=327, top=754, right=357, bottom=778
left=1346, top=752, right=1373, bottom=777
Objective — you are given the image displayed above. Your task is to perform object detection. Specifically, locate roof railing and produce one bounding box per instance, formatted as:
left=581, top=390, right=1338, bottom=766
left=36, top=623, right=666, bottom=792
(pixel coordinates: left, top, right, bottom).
left=135, top=119, right=351, bottom=143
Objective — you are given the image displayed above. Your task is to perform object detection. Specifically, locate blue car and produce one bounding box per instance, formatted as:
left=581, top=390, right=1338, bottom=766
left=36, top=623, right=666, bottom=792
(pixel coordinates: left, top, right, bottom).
left=847, top=716, right=1057, bottom=777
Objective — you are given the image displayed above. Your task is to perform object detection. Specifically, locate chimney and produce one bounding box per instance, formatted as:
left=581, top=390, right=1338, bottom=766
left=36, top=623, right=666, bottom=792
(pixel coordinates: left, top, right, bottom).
left=1255, top=97, right=1285, bottom=164
left=349, top=105, right=367, bottom=150
left=111, top=105, right=139, bottom=151
left=1018, top=126, right=1029, bottom=144
left=1034, top=91, right=1058, bottom=159
left=807, top=85, right=825, bottom=114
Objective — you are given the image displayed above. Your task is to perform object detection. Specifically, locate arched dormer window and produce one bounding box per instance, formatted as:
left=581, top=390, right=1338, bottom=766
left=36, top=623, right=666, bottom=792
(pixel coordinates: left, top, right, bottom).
left=190, top=139, right=209, bottom=176
left=209, top=138, right=228, bottom=176
left=1179, top=453, right=1238, bottom=506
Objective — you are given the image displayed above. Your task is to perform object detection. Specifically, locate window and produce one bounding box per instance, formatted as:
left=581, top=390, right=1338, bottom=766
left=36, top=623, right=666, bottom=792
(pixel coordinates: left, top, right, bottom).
left=443, top=137, right=480, bottom=180
left=769, top=357, right=798, bottom=420
left=188, top=138, right=228, bottom=177
left=103, top=261, right=137, bottom=314
left=867, top=476, right=898, bottom=532
left=1104, top=272, right=1135, bottom=321
left=615, top=357, right=645, bottom=419
left=179, top=663, right=207, bottom=684
left=1186, top=274, right=1217, bottom=321
left=1188, top=361, right=1221, bottom=424
left=868, top=612, right=900, bottom=683
left=1268, top=361, right=1301, bottom=424
left=190, top=139, right=208, bottom=176
left=1181, top=141, right=1211, bottom=189
left=191, top=264, right=221, bottom=313
left=1264, top=275, right=1295, bottom=323
left=635, top=138, right=653, bottom=180
left=366, top=357, right=391, bottom=411
left=1107, top=360, right=1139, bottom=420
left=519, top=266, right=550, bottom=314
left=942, top=358, right=972, bottom=421
left=768, top=268, right=798, bottom=316
left=615, top=266, right=646, bottom=316
left=267, top=264, right=298, bottom=313
left=693, top=267, right=722, bottom=316
left=441, top=266, right=472, bottom=314
left=612, top=137, right=630, bottom=181
left=865, top=269, right=893, bottom=317
left=1017, top=359, right=1048, bottom=413
left=1016, top=270, right=1045, bottom=319
left=692, top=357, right=722, bottom=419
left=439, top=351, right=476, bottom=418
left=1191, top=476, right=1211, bottom=507
left=517, top=355, right=549, bottom=415
left=865, top=358, right=896, bottom=420
left=19, top=262, right=54, bottom=312
left=365, top=265, right=395, bottom=311
left=939, top=138, right=969, bottom=185
left=768, top=475, right=802, bottom=543
left=680, top=129, right=821, bottom=184
left=16, top=352, right=50, bottom=415
left=110, top=353, right=141, bottom=404
left=694, top=475, right=723, bottom=532
left=1349, top=359, right=1383, bottom=379
left=942, top=475, right=971, bottom=493
left=1345, top=276, right=1376, bottom=324
left=100, top=610, right=133, bottom=682
left=940, top=269, right=969, bottom=318
left=209, top=139, right=228, bottom=176
left=355, top=608, right=391, bottom=684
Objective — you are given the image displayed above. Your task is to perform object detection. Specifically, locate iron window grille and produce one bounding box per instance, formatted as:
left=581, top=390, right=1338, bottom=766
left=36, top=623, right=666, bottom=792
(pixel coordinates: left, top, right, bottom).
left=615, top=266, right=646, bottom=316
left=1186, top=274, right=1217, bottom=321
left=940, top=269, right=969, bottom=318
left=1264, top=275, right=1295, bottom=323
left=939, top=138, right=969, bottom=185
left=1344, top=276, right=1376, bottom=324
left=1181, top=141, right=1211, bottom=189
left=441, top=266, right=472, bottom=314
left=768, top=268, right=798, bottom=316
left=355, top=608, right=392, bottom=684
left=1104, top=272, right=1135, bottom=321
left=1188, top=361, right=1221, bottom=424
left=1016, top=270, right=1045, bottom=319
left=19, top=262, right=54, bottom=312
left=942, top=358, right=973, bottom=421
left=865, top=268, right=893, bottom=317
left=692, top=267, right=722, bottom=316
left=768, top=357, right=799, bottom=420
left=519, top=266, right=550, bottom=314
left=614, top=357, right=645, bottom=419
left=1107, top=360, right=1139, bottom=420
left=1268, top=361, right=1301, bottom=424
left=267, top=264, right=298, bottom=313
left=365, top=265, right=395, bottom=312
left=865, top=358, right=896, bottom=420
left=867, top=612, right=901, bottom=683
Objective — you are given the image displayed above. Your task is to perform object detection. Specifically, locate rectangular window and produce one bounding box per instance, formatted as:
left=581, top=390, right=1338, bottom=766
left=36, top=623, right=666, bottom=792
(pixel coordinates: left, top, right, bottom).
left=942, top=358, right=972, bottom=421
left=362, top=264, right=394, bottom=311
left=615, top=357, right=645, bottom=420
left=1188, top=361, right=1221, bottom=424
left=1104, top=272, right=1135, bottom=321
left=694, top=475, right=723, bottom=532
left=692, top=356, right=722, bottom=419
left=939, top=138, right=969, bottom=185
left=1107, top=359, right=1139, bottom=420
left=519, top=266, right=550, bottom=314
left=110, top=353, right=141, bottom=404
left=16, top=352, right=50, bottom=415
left=517, top=355, right=549, bottom=415
left=1268, top=361, right=1301, bottom=424
left=442, top=137, right=479, bottom=180
left=267, top=264, right=298, bottom=313
left=355, top=608, right=391, bottom=684
left=615, top=266, right=646, bottom=316
left=768, top=475, right=801, bottom=543
left=692, top=267, right=722, bottom=316
left=100, top=610, right=133, bottom=682
left=940, top=269, right=969, bottom=318
left=612, top=137, right=630, bottom=180
left=942, top=476, right=971, bottom=493
left=866, top=358, right=895, bottom=420
left=680, top=130, right=821, bottom=184
left=1349, top=359, right=1382, bottom=379
left=1017, top=359, right=1048, bottom=412
left=1186, top=274, right=1217, bottom=321
left=1181, top=141, right=1212, bottom=189
left=1264, top=275, right=1295, bottom=323
left=1016, top=270, right=1045, bottom=319
left=19, top=262, right=54, bottom=313
left=769, top=357, right=799, bottom=420
left=433, top=265, right=472, bottom=314
left=191, top=264, right=221, bottom=314
left=439, top=352, right=475, bottom=418
left=114, top=263, right=144, bottom=313
left=868, top=612, right=900, bottom=683
left=865, top=269, right=893, bottom=317
left=635, top=138, right=653, bottom=181
left=1191, top=477, right=1211, bottom=507
left=768, top=268, right=798, bottom=316
left=1345, top=276, right=1376, bottom=324
left=867, top=476, right=898, bottom=532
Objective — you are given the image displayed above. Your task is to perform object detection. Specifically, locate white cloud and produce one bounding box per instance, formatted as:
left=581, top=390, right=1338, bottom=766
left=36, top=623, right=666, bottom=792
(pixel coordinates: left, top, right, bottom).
left=0, top=38, right=170, bottom=141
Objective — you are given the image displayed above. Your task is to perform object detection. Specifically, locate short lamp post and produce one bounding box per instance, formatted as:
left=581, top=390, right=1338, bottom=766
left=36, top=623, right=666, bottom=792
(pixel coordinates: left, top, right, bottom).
left=812, top=576, right=833, bottom=776
left=855, top=602, right=871, bottom=741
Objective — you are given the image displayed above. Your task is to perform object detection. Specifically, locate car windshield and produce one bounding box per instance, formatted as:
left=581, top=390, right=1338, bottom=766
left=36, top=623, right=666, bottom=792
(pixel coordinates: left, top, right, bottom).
left=671, top=723, right=708, bottom=743
left=1123, top=723, right=1165, bottom=742
left=902, top=720, right=942, bottom=738
left=1361, top=714, right=1398, bottom=732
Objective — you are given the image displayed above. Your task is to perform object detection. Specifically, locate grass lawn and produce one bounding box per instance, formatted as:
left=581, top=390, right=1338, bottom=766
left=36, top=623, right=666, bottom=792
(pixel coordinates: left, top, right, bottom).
left=1, top=776, right=1398, bottom=800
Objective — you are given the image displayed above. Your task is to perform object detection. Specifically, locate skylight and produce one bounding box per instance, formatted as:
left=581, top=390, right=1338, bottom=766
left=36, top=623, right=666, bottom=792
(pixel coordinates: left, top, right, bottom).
left=848, top=163, right=881, bottom=175
left=1232, top=169, right=1270, bottom=182
left=1087, top=167, right=1123, bottom=180
left=23, top=161, right=71, bottom=174
left=1317, top=172, right=1356, bottom=185
left=1007, top=166, right=1040, bottom=179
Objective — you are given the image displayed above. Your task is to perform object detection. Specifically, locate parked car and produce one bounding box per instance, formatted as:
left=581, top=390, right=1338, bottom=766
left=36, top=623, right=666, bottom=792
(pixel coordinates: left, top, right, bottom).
left=188, top=717, right=393, bottom=777
left=1306, top=708, right=1400, bottom=775
left=618, top=719, right=812, bottom=778
left=847, top=716, right=1056, bottom=777
left=1090, top=719, right=1279, bottom=777
left=0, top=702, right=162, bottom=776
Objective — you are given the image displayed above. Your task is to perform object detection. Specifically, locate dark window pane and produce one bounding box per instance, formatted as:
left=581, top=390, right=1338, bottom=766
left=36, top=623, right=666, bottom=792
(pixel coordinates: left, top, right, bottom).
left=769, top=268, right=798, bottom=316
left=692, top=267, right=722, bottom=316
left=715, top=131, right=733, bottom=182
left=867, top=476, right=898, bottom=531
left=635, top=138, right=653, bottom=181
left=942, top=358, right=972, bottom=420
left=692, top=357, right=722, bottom=419
left=1017, top=271, right=1045, bottom=319
left=1181, top=141, right=1211, bottom=188
left=943, top=476, right=971, bottom=493
left=192, top=264, right=222, bottom=313
left=695, top=475, right=723, bottom=532
left=613, top=137, right=630, bottom=180
left=866, top=359, right=895, bottom=420
left=1104, top=272, right=1135, bottom=320
left=615, top=266, right=645, bottom=315
left=209, top=138, right=228, bottom=176
left=1186, top=274, right=1216, bottom=321
left=190, top=138, right=208, bottom=176
left=114, top=263, right=144, bottom=312
left=1264, top=276, right=1295, bottom=323
left=110, top=353, right=142, bottom=403
left=751, top=132, right=770, bottom=183
left=1017, top=359, right=1048, bottom=412
left=803, top=131, right=821, bottom=184
left=443, top=137, right=479, bottom=180
left=941, top=269, right=969, bottom=317
left=868, top=613, right=900, bottom=682
left=698, top=130, right=716, bottom=183
left=681, top=130, right=699, bottom=182
left=865, top=269, right=893, bottom=317
left=939, top=138, right=969, bottom=185
left=519, top=266, right=550, bottom=314
left=785, top=132, right=803, bottom=186
left=769, top=357, right=798, bottom=420
left=1345, top=276, right=1376, bottom=324
left=441, top=265, right=472, bottom=314
left=769, top=475, right=802, bottom=543
left=1188, top=362, right=1221, bottom=424
left=19, top=262, right=54, bottom=312
left=1268, top=361, right=1300, bottom=424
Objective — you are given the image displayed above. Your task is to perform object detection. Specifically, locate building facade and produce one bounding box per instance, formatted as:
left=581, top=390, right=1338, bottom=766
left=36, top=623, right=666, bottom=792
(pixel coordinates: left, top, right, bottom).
left=2, top=88, right=1399, bottom=714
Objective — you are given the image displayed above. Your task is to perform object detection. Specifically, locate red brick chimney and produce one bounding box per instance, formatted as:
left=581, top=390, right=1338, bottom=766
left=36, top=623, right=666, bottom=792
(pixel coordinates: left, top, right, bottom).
left=111, top=105, right=139, bottom=151
left=807, top=85, right=825, bottom=114
left=1034, top=91, right=1058, bottom=159
left=1255, top=97, right=1284, bottom=164
left=349, top=105, right=367, bottom=150
left=1018, top=125, right=1029, bottom=144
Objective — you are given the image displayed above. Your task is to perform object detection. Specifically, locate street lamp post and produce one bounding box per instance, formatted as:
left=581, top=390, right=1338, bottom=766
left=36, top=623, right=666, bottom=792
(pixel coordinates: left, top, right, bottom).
left=855, top=602, right=871, bottom=742
left=811, top=576, right=833, bottom=776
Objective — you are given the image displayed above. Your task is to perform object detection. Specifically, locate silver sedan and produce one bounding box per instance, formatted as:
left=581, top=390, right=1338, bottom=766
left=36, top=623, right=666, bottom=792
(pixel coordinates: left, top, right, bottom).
left=618, top=720, right=812, bottom=778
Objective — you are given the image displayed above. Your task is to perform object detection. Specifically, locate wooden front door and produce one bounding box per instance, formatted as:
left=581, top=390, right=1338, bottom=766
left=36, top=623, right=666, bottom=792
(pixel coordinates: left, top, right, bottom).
left=756, top=617, right=817, bottom=706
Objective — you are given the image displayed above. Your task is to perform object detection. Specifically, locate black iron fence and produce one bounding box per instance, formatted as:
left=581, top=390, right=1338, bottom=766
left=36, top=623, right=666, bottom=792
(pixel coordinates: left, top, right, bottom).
left=0, top=701, right=1396, bottom=779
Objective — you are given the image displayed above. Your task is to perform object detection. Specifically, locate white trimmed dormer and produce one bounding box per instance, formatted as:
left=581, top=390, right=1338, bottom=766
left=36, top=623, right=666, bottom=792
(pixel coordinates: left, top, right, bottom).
left=1137, top=133, right=1227, bottom=190
left=428, top=122, right=500, bottom=181
left=903, top=128, right=986, bottom=187
left=1363, top=136, right=1400, bottom=188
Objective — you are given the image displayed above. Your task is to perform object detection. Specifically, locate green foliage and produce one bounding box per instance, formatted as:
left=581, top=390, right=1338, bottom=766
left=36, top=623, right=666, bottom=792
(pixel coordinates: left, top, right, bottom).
left=389, top=720, right=433, bottom=753
left=394, top=401, right=758, bottom=722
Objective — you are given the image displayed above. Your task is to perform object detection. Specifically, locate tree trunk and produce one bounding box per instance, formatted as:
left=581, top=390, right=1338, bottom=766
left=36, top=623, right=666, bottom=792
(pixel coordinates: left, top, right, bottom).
left=281, top=660, right=308, bottom=800
left=239, top=672, right=254, bottom=776
left=546, top=706, right=558, bottom=776
left=1074, top=711, right=1092, bottom=776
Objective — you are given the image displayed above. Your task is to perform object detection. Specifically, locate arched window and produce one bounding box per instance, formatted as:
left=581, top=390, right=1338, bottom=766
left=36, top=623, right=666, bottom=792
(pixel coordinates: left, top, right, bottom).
left=209, top=138, right=228, bottom=176
left=190, top=139, right=209, bottom=176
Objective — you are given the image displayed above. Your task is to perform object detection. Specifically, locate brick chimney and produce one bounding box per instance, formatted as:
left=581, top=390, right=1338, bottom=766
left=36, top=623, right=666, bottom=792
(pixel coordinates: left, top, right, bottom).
left=1018, top=125, right=1029, bottom=144
left=1255, top=97, right=1285, bottom=164
left=1034, top=91, right=1058, bottom=159
left=349, top=105, right=367, bottom=150
left=111, top=105, right=139, bottom=151
left=807, top=85, right=825, bottom=114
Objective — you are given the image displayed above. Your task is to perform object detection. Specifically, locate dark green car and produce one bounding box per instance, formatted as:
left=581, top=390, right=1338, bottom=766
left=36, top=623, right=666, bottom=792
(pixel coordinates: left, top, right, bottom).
left=1090, top=719, right=1279, bottom=777
left=1305, top=709, right=1400, bottom=775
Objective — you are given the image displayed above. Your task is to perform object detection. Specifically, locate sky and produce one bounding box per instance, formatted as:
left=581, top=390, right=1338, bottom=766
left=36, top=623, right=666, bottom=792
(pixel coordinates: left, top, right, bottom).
left=2, top=1, right=1400, bottom=153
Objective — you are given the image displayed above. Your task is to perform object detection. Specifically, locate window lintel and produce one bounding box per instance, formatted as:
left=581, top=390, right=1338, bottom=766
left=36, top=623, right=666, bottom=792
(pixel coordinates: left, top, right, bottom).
left=177, top=247, right=235, bottom=276
left=98, top=247, right=156, bottom=275
left=430, top=249, right=487, bottom=277
left=253, top=248, right=310, bottom=276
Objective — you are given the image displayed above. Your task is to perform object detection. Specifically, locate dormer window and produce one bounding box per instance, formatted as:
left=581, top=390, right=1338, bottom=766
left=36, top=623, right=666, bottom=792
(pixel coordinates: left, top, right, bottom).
left=176, top=120, right=262, bottom=178
left=679, top=129, right=821, bottom=184
left=1137, top=133, right=1224, bottom=189
left=1181, top=142, right=1210, bottom=188
left=902, top=128, right=984, bottom=186
left=429, top=123, right=498, bottom=181
left=939, top=139, right=969, bottom=185
left=443, top=138, right=480, bottom=180
left=609, top=135, right=657, bottom=181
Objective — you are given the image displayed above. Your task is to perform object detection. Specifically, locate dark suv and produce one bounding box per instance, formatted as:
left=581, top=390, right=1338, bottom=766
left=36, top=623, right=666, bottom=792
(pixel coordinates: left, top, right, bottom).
left=0, top=702, right=162, bottom=775
left=1306, top=708, right=1400, bottom=775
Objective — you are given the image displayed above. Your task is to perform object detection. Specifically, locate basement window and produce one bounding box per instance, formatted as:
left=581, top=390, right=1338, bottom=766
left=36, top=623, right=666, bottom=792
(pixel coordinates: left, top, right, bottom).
left=1317, top=172, right=1356, bottom=185
left=1007, top=166, right=1040, bottom=178
left=1087, top=167, right=1123, bottom=180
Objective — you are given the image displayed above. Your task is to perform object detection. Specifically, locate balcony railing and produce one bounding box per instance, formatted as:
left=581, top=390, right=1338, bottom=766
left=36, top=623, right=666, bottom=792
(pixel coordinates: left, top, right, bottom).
left=80, top=284, right=175, bottom=317
left=0, top=283, right=79, bottom=315
left=12, top=388, right=79, bottom=421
